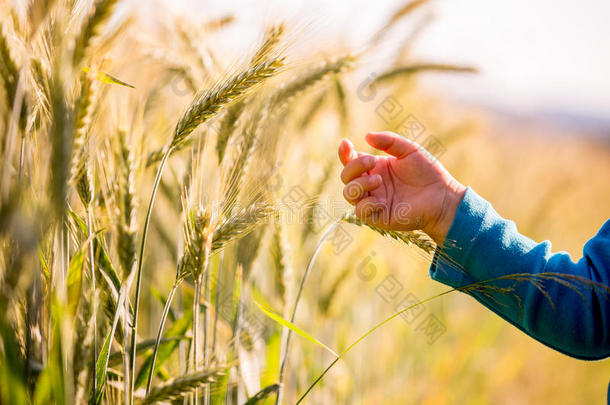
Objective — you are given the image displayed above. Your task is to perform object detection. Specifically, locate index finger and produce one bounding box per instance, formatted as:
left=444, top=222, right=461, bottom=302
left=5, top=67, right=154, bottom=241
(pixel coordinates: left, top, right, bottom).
left=340, top=154, right=376, bottom=184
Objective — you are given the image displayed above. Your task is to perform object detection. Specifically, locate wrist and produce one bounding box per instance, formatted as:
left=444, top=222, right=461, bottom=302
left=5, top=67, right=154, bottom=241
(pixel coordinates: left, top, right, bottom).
left=426, top=180, right=466, bottom=246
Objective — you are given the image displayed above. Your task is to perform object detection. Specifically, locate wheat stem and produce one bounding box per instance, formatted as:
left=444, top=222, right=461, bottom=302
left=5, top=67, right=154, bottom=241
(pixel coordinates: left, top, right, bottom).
left=297, top=289, right=454, bottom=404
left=276, top=219, right=343, bottom=405
left=297, top=269, right=610, bottom=403
left=145, top=279, right=181, bottom=395
left=192, top=276, right=203, bottom=405
left=129, top=146, right=172, bottom=405
left=212, top=252, right=223, bottom=353
left=86, top=206, right=98, bottom=398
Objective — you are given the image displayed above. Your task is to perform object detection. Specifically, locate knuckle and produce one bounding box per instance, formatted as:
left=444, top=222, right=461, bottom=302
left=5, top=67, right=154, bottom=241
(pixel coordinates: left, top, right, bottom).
left=355, top=199, right=371, bottom=217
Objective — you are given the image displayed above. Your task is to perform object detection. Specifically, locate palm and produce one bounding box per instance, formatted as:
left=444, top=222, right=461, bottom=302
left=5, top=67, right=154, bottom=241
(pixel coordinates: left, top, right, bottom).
left=366, top=151, right=448, bottom=231
left=339, top=133, right=453, bottom=233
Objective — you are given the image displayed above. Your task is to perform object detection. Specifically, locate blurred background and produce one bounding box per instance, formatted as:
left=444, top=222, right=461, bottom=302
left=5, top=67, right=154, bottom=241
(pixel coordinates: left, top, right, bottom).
left=3, top=0, right=609, bottom=403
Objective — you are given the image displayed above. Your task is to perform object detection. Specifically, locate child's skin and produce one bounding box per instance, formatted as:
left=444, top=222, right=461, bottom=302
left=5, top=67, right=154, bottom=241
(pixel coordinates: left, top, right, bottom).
left=338, top=131, right=466, bottom=244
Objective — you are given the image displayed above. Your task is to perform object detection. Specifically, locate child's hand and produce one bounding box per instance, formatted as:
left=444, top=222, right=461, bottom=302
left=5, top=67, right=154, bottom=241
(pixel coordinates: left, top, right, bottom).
left=338, top=132, right=466, bottom=245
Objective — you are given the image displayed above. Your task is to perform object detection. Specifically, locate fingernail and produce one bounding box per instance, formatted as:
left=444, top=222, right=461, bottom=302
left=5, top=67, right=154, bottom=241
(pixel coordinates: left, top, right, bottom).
left=365, top=156, right=375, bottom=166
left=371, top=174, right=382, bottom=184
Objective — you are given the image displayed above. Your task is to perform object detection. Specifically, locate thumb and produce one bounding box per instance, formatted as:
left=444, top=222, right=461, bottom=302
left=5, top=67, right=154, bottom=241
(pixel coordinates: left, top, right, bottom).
left=365, top=131, right=419, bottom=159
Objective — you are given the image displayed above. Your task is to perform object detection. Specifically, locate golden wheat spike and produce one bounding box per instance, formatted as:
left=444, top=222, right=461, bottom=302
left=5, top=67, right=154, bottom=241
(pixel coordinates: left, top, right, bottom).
left=172, top=58, right=284, bottom=149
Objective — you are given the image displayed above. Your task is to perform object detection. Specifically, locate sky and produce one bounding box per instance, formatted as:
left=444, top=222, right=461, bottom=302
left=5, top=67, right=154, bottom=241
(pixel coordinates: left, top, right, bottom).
left=412, top=0, right=610, bottom=118
left=161, top=0, right=610, bottom=118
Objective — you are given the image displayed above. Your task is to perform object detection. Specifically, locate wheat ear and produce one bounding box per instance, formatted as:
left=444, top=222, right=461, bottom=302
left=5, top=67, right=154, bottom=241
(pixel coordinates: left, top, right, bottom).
left=211, top=202, right=276, bottom=254
left=252, top=23, right=285, bottom=66
left=215, top=100, right=245, bottom=163
left=270, top=219, right=289, bottom=309
left=203, top=14, right=235, bottom=32
left=140, top=367, right=226, bottom=405
left=72, top=0, right=119, bottom=66
left=343, top=213, right=436, bottom=254
left=181, top=207, right=213, bottom=281
left=370, top=0, right=431, bottom=45
left=0, top=22, right=28, bottom=130
left=172, top=58, right=284, bottom=149
left=0, top=23, right=19, bottom=104
left=214, top=23, right=284, bottom=163
left=373, top=64, right=477, bottom=84
left=272, top=55, right=354, bottom=109
left=220, top=111, right=265, bottom=217
left=70, top=71, right=97, bottom=205
left=244, top=384, right=281, bottom=405
left=115, top=131, right=137, bottom=277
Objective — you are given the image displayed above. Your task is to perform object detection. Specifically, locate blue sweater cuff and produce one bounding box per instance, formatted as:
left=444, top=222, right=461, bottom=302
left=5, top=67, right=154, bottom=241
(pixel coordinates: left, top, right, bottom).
left=430, top=187, right=491, bottom=287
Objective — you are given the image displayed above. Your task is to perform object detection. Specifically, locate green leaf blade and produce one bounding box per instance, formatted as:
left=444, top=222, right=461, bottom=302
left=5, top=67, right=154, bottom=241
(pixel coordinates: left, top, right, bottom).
left=254, top=300, right=338, bottom=358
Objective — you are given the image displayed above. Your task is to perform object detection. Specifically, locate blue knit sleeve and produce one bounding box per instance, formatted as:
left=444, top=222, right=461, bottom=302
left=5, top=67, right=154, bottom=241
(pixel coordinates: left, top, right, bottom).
left=430, top=187, right=610, bottom=360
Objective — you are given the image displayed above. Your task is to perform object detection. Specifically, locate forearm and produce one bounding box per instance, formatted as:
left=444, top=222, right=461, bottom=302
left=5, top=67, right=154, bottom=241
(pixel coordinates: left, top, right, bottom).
left=430, top=187, right=610, bottom=360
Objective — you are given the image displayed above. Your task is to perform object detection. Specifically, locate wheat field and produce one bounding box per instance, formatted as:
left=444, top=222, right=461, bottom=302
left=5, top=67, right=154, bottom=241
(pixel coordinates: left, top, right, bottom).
left=0, top=0, right=608, bottom=404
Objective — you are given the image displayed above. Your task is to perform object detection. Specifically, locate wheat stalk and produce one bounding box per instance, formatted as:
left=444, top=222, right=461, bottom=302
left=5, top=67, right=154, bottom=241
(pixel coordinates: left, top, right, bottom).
left=276, top=218, right=344, bottom=405
left=298, top=271, right=610, bottom=404
left=73, top=302, right=95, bottom=404
left=182, top=207, right=213, bottom=405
